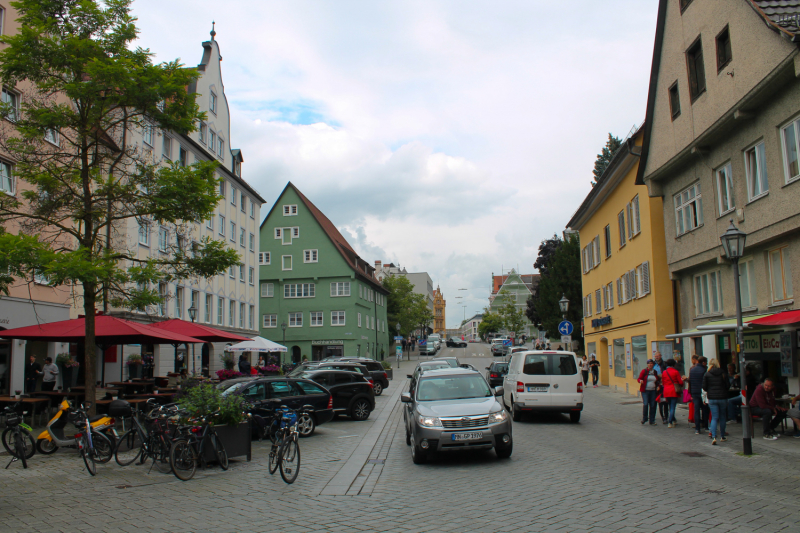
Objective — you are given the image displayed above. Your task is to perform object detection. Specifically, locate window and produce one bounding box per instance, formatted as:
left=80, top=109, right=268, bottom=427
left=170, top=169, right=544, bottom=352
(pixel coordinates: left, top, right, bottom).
left=249, top=233, right=255, bottom=252
left=219, top=179, right=225, bottom=199
left=744, top=142, right=768, bottom=200
left=304, top=249, right=318, bottom=263
left=218, top=297, right=224, bottom=325
left=310, top=312, right=323, bottom=327
left=275, top=228, right=282, bottom=239
left=210, top=91, right=217, bottom=114
left=218, top=138, right=224, bottom=157
left=205, top=294, right=212, bottom=323
left=607, top=282, right=614, bottom=310
left=231, top=188, right=237, bottom=206
left=239, top=264, right=245, bottom=282
left=583, top=294, right=592, bottom=318
left=604, top=225, right=611, bottom=258
left=618, top=210, right=627, bottom=247
left=175, top=287, right=184, bottom=318
left=292, top=227, right=299, bottom=238
left=142, top=122, right=154, bottom=146
left=630, top=196, right=641, bottom=236
left=44, top=129, right=59, bottom=146
left=769, top=246, right=793, bottom=302
left=199, top=122, right=207, bottom=144
left=261, top=282, right=274, bottom=298
left=157, top=227, right=168, bottom=252
left=359, top=285, right=363, bottom=299
left=206, top=215, right=214, bottom=231
left=229, top=300, right=235, bottom=326
left=331, top=282, right=351, bottom=296
left=241, top=193, right=246, bottom=213
left=739, top=258, right=757, bottom=309
left=178, top=146, right=187, bottom=167
left=694, top=270, right=723, bottom=316
left=209, top=130, right=216, bottom=153
left=636, top=261, right=651, bottom=297
left=138, top=221, right=150, bottom=246
left=282, top=255, right=292, bottom=271
left=239, top=303, right=245, bottom=328
left=239, top=227, right=245, bottom=247
left=715, top=162, right=735, bottom=215
left=284, top=283, right=315, bottom=298
left=781, top=116, right=800, bottom=183
left=250, top=202, right=255, bottom=218
left=263, top=314, right=277, bottom=328
left=158, top=283, right=167, bottom=316
left=258, top=252, right=271, bottom=265
left=358, top=313, right=362, bottom=327
left=249, top=305, right=254, bottom=329
left=230, top=222, right=236, bottom=242
left=668, top=81, right=681, bottom=120
left=686, top=37, right=706, bottom=101
left=595, top=289, right=601, bottom=314
left=675, top=183, right=703, bottom=236
left=716, top=26, right=732, bottom=72
left=331, top=311, right=345, bottom=326
left=229, top=265, right=235, bottom=279
left=162, top=135, right=172, bottom=160
left=283, top=205, right=298, bottom=216
left=2, top=88, right=19, bottom=122
left=219, top=215, right=225, bottom=237
left=248, top=267, right=254, bottom=285
left=289, top=312, right=302, bottom=327
left=190, top=290, right=199, bottom=318
left=0, top=161, right=13, bottom=194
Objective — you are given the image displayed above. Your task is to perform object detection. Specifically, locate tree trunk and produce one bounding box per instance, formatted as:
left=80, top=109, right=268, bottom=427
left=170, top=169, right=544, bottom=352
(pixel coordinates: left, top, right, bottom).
left=83, top=283, right=97, bottom=415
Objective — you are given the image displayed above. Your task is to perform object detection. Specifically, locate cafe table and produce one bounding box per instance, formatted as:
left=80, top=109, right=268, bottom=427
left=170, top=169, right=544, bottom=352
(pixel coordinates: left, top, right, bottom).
left=105, top=381, right=156, bottom=395
left=0, top=396, right=50, bottom=426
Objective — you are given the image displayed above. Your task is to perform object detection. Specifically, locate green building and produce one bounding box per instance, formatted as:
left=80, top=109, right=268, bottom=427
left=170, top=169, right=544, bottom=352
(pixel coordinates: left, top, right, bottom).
left=259, top=183, right=389, bottom=362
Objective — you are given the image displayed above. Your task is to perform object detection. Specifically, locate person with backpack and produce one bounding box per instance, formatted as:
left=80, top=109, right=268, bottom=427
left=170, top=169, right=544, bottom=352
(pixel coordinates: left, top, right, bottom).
left=661, top=359, right=685, bottom=428
left=637, top=359, right=660, bottom=425
left=703, top=358, right=730, bottom=445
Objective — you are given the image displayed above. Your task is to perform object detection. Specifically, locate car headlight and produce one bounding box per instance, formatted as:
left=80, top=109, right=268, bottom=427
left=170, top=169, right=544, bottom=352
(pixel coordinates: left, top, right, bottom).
left=418, top=415, right=442, bottom=427
left=489, top=411, right=507, bottom=424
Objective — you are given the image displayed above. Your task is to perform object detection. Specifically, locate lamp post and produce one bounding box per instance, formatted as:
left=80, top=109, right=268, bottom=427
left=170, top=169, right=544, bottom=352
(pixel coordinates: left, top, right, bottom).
left=281, top=321, right=287, bottom=366
left=720, top=219, right=752, bottom=456
left=558, top=295, right=569, bottom=350
left=188, top=304, right=197, bottom=375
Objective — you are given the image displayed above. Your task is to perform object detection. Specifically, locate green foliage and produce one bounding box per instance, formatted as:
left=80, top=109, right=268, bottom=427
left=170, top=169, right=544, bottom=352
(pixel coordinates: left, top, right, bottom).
left=219, top=352, right=236, bottom=371
left=380, top=359, right=392, bottom=370
left=592, top=133, right=623, bottom=185
left=177, top=383, right=244, bottom=427
left=478, top=312, right=503, bottom=340
left=495, top=289, right=527, bottom=337
left=383, top=275, right=433, bottom=338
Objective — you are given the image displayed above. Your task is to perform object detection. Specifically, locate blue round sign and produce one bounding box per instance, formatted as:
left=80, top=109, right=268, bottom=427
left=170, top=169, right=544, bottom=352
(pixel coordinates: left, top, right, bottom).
left=558, top=321, right=574, bottom=336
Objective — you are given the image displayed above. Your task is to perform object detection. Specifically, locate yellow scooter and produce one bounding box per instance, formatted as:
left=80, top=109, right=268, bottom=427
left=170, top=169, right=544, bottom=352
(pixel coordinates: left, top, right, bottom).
left=36, top=400, right=117, bottom=459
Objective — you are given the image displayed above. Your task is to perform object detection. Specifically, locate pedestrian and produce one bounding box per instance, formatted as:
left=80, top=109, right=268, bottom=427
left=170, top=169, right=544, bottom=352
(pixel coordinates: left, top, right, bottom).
left=410, top=337, right=415, bottom=353
left=25, top=355, right=42, bottom=394
left=653, top=351, right=669, bottom=424
left=546, top=342, right=551, bottom=350
left=703, top=358, right=729, bottom=445
left=750, top=378, right=787, bottom=440
left=238, top=354, right=251, bottom=375
left=689, top=356, right=709, bottom=434
left=401, top=338, right=407, bottom=354
left=257, top=356, right=266, bottom=367
left=637, top=359, right=660, bottom=425
left=661, top=359, right=684, bottom=427
left=580, top=355, right=589, bottom=386
left=41, top=356, right=59, bottom=392
left=589, top=354, right=600, bottom=387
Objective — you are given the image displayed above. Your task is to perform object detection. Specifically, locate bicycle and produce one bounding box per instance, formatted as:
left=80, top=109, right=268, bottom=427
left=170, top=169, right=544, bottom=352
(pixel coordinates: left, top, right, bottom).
left=68, top=401, right=113, bottom=476
left=168, top=412, right=228, bottom=481
left=2, top=403, right=35, bottom=469
left=114, top=400, right=180, bottom=473
left=267, top=404, right=312, bottom=484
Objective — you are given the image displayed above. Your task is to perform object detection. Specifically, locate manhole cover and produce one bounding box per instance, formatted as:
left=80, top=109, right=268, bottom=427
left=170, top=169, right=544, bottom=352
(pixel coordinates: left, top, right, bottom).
left=367, top=459, right=385, bottom=464
left=115, top=485, right=133, bottom=489
left=619, top=401, right=641, bottom=405
left=682, top=452, right=706, bottom=457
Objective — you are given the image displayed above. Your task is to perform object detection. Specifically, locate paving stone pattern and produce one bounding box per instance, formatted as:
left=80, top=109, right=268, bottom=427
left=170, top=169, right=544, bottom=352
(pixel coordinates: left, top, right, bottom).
left=1, top=346, right=799, bottom=532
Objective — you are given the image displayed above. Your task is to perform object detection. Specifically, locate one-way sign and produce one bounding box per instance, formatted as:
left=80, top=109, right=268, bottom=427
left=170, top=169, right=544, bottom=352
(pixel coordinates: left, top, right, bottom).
left=558, top=321, right=573, bottom=336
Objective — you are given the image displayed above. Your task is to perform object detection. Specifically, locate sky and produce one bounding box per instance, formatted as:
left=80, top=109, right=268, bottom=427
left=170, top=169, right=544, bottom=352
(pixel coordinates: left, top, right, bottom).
left=132, top=0, right=659, bottom=328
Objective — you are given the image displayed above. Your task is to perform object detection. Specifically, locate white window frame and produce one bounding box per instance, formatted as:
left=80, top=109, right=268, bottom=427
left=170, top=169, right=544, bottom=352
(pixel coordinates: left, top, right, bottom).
left=259, top=252, right=271, bottom=265
left=231, top=187, right=237, bottom=206
left=715, top=162, right=735, bottom=216
left=204, top=293, right=212, bottom=323
left=282, top=255, right=292, bottom=271
left=210, top=91, right=217, bottom=114
left=744, top=141, right=769, bottom=201
left=780, top=115, right=800, bottom=184
left=209, top=130, right=217, bottom=153
left=239, top=227, right=246, bottom=247
left=158, top=283, right=167, bottom=316
left=331, top=282, right=351, bottom=297
left=230, top=222, right=236, bottom=242
left=607, top=282, right=614, bottom=310
left=674, top=183, right=703, bottom=236
left=331, top=311, right=346, bottom=326
left=694, top=270, right=723, bottom=317
left=138, top=220, right=150, bottom=246
left=358, top=313, right=362, bottom=327
left=219, top=179, right=225, bottom=199
left=157, top=227, right=168, bottom=253
left=217, top=297, right=224, bottom=325
left=218, top=138, right=224, bottom=158
left=310, top=311, right=323, bottom=327
left=738, top=257, right=757, bottom=309
left=162, top=135, right=172, bottom=161
left=2, top=88, right=19, bottom=122
left=229, top=300, right=235, bottom=327
left=284, top=283, right=315, bottom=298
left=206, top=215, right=214, bottom=231
left=288, top=312, right=303, bottom=328
left=263, top=314, right=277, bottom=328
left=44, top=129, right=59, bottom=146
left=283, top=205, right=298, bottom=216
left=250, top=202, right=255, bottom=218
left=175, top=286, right=184, bottom=318
left=630, top=195, right=641, bottom=236
left=618, top=210, right=627, bottom=248
left=261, top=282, right=274, bottom=298
left=239, top=264, right=245, bottom=282
left=769, top=246, right=793, bottom=303
left=239, top=303, right=245, bottom=328
left=595, top=289, right=601, bottom=314
left=0, top=161, right=14, bottom=195
left=199, top=122, right=207, bottom=144
left=219, top=215, right=225, bottom=237
left=304, top=249, right=318, bottom=263
left=248, top=267, right=254, bottom=285
left=275, top=228, right=282, bottom=239
left=142, top=122, right=154, bottom=146
left=249, top=233, right=255, bottom=252
left=249, top=305, right=254, bottom=329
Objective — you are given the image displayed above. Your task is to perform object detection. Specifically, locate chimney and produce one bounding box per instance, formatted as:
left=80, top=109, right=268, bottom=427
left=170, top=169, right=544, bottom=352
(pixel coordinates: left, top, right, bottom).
left=375, top=260, right=381, bottom=269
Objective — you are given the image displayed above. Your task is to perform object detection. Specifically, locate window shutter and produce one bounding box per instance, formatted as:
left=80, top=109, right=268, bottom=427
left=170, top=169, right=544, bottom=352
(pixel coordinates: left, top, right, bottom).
left=618, top=211, right=626, bottom=246
left=632, top=195, right=641, bottom=235
left=641, top=261, right=651, bottom=295
left=594, top=235, right=600, bottom=264
left=602, top=287, right=607, bottom=310
left=617, top=278, right=622, bottom=305
left=626, top=203, right=633, bottom=238
left=595, top=289, right=601, bottom=314
left=630, top=269, right=638, bottom=299
left=587, top=294, right=592, bottom=316
left=608, top=283, right=614, bottom=309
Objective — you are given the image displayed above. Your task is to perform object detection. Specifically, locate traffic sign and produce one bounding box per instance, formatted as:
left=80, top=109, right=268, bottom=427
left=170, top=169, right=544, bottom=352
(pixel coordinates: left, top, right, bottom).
left=558, top=321, right=574, bottom=336
left=394, top=336, right=404, bottom=341
left=561, top=335, right=572, bottom=344
left=502, top=339, right=512, bottom=347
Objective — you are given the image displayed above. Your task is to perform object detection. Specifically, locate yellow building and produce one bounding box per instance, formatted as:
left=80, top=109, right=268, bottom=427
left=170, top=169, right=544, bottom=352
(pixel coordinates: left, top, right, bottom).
left=433, top=286, right=446, bottom=334
left=567, top=127, right=677, bottom=395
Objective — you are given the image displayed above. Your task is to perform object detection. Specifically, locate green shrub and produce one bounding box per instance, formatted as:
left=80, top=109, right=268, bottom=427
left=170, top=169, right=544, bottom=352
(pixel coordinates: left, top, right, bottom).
left=177, top=383, right=244, bottom=427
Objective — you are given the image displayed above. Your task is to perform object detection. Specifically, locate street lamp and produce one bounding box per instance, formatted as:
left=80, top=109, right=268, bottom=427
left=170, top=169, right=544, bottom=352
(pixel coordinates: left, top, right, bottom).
left=558, top=294, right=569, bottom=320
left=720, top=219, right=752, bottom=456
left=281, top=321, right=287, bottom=365
left=188, top=304, right=197, bottom=375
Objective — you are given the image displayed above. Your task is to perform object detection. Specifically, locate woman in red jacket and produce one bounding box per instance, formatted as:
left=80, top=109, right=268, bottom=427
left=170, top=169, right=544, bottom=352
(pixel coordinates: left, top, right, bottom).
left=661, top=359, right=685, bottom=428
left=637, top=359, right=660, bottom=425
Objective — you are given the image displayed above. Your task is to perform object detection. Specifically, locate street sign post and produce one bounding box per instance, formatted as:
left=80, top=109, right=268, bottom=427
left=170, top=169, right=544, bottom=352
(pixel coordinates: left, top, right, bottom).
left=558, top=321, right=573, bottom=336
left=394, top=336, right=404, bottom=341
left=561, top=335, right=572, bottom=351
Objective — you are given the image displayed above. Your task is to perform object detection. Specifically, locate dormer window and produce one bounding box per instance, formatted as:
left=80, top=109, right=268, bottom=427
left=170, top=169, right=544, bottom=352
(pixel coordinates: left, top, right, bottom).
left=235, top=161, right=241, bottom=176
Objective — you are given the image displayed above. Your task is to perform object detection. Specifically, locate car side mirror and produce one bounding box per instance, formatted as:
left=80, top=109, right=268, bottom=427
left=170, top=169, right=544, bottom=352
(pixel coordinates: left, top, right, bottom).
left=407, top=374, right=413, bottom=379
left=485, top=367, right=490, bottom=370
left=400, top=392, right=412, bottom=403
left=494, top=386, right=504, bottom=396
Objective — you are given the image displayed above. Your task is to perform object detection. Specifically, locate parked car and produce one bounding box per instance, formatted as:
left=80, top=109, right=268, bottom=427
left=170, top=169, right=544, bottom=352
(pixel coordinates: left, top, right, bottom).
left=502, top=350, right=583, bottom=423
left=490, top=339, right=506, bottom=356
left=299, top=370, right=375, bottom=421
left=401, top=367, right=512, bottom=463
left=313, top=362, right=378, bottom=389
left=218, top=377, right=334, bottom=437
left=469, top=338, right=480, bottom=343
left=287, top=362, right=322, bottom=376
left=485, top=361, right=509, bottom=388
left=446, top=338, right=468, bottom=348
left=407, top=361, right=458, bottom=397
left=333, top=358, right=391, bottom=395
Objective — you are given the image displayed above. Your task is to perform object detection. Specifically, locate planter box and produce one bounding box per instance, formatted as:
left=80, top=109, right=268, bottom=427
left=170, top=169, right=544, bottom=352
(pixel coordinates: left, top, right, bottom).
left=203, top=420, right=251, bottom=462
left=127, top=364, right=143, bottom=380
left=385, top=368, right=394, bottom=380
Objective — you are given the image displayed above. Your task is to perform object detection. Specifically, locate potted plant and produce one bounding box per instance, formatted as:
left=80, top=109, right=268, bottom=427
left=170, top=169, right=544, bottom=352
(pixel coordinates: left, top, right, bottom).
left=177, top=382, right=251, bottom=461
left=219, top=352, right=236, bottom=371
left=56, top=353, right=80, bottom=388
left=126, top=353, right=143, bottom=379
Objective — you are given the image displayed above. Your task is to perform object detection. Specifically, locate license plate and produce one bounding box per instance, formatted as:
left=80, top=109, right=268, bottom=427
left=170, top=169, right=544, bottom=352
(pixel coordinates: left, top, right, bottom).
left=528, top=386, right=548, bottom=392
left=452, top=432, right=483, bottom=441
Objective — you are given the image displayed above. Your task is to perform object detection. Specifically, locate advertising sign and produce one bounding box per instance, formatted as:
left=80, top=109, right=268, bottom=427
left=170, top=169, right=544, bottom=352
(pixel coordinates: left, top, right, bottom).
left=625, top=343, right=632, bottom=370
left=780, top=332, right=796, bottom=377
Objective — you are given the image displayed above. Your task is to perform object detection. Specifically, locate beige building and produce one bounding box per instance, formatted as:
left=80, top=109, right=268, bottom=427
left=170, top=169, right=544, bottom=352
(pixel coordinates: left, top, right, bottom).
left=637, top=0, right=800, bottom=395
left=433, top=286, right=446, bottom=334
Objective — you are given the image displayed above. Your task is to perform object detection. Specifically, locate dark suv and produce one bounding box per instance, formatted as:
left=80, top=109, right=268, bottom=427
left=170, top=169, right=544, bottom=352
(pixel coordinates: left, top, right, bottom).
left=324, top=359, right=390, bottom=396
left=300, top=370, right=375, bottom=420
left=485, top=361, right=509, bottom=387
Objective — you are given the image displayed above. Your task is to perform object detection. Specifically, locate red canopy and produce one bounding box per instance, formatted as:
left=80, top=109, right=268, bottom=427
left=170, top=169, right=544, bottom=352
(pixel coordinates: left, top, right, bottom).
left=748, top=310, right=800, bottom=326
left=0, top=315, right=204, bottom=345
left=150, top=319, right=249, bottom=343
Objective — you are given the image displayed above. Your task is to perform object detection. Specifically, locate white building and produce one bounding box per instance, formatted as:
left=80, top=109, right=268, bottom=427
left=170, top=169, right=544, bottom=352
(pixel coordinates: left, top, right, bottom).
left=374, top=262, right=434, bottom=311
left=460, top=314, right=484, bottom=340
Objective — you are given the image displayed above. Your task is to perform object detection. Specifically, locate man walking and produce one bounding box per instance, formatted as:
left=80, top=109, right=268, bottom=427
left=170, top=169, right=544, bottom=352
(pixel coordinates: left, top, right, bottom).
left=25, top=355, right=42, bottom=394
left=689, top=356, right=709, bottom=434
left=401, top=337, right=407, bottom=356
left=653, top=351, right=668, bottom=424
left=41, top=357, right=59, bottom=391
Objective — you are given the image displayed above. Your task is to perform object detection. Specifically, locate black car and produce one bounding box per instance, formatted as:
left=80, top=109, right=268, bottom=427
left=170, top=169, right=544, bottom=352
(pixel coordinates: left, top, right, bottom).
left=300, top=370, right=375, bottom=420
left=446, top=338, right=468, bottom=348
left=486, top=361, right=509, bottom=387
left=218, top=377, right=334, bottom=438
left=287, top=362, right=322, bottom=377
left=333, top=358, right=390, bottom=395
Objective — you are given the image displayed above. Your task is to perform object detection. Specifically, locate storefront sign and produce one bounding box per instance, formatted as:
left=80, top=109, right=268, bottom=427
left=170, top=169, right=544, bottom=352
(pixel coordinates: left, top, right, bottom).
left=591, top=316, right=612, bottom=328
left=744, top=333, right=782, bottom=353
left=780, top=332, right=796, bottom=377
left=311, top=340, right=344, bottom=346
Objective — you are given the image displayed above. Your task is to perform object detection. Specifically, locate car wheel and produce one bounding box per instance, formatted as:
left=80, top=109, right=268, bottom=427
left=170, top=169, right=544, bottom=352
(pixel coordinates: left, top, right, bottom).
left=511, top=399, right=522, bottom=422
left=350, top=399, right=371, bottom=421
left=496, top=441, right=513, bottom=459
left=297, top=413, right=316, bottom=437
left=569, top=411, right=581, bottom=423
left=411, top=435, right=427, bottom=465
left=373, top=382, right=383, bottom=396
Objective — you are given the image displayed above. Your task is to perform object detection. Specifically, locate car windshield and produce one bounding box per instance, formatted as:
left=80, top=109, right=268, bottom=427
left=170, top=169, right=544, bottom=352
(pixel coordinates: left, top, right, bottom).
left=417, top=375, right=492, bottom=401
left=420, top=363, right=450, bottom=371
left=492, top=363, right=509, bottom=372
left=441, top=359, right=459, bottom=368
left=219, top=381, right=248, bottom=396
left=522, top=354, right=578, bottom=376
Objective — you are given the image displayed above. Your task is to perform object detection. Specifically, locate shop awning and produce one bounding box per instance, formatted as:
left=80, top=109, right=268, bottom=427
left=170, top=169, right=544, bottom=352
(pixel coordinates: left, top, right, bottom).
left=150, top=319, right=250, bottom=343
left=665, top=313, right=774, bottom=339
left=747, top=309, right=800, bottom=326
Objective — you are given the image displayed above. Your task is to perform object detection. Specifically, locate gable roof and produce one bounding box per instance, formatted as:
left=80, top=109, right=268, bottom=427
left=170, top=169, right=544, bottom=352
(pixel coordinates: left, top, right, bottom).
left=750, top=1, right=800, bottom=37
left=262, top=182, right=387, bottom=293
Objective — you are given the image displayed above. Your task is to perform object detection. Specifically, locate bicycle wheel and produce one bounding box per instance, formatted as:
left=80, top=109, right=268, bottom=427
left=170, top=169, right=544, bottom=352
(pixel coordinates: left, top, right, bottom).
left=169, top=439, right=196, bottom=481
left=14, top=432, right=28, bottom=469
left=81, top=436, right=96, bottom=476
left=268, top=441, right=281, bottom=475
left=92, top=431, right=113, bottom=464
left=115, top=429, right=144, bottom=466
left=213, top=434, right=229, bottom=471
left=149, top=434, right=172, bottom=473
left=3, top=427, right=35, bottom=459
left=279, top=437, right=300, bottom=484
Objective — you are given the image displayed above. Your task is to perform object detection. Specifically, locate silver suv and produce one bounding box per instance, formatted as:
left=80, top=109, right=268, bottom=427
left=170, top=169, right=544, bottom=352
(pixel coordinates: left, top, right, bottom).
left=401, top=368, right=512, bottom=464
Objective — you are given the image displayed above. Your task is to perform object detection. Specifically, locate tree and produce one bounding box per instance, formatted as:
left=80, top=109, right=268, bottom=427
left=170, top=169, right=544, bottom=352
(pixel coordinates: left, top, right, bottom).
left=533, top=234, right=561, bottom=278
left=383, top=275, right=432, bottom=338
left=495, top=289, right=526, bottom=338
left=477, top=312, right=502, bottom=341
left=592, top=133, right=623, bottom=185
left=0, top=0, right=240, bottom=411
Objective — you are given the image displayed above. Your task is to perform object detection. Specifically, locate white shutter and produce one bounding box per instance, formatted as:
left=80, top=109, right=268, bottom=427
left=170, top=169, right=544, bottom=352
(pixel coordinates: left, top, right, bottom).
left=594, top=235, right=601, bottom=265
left=602, top=286, right=607, bottom=310
left=595, top=289, right=601, bottom=314
left=641, top=261, right=651, bottom=295
left=587, top=294, right=592, bottom=317
left=617, top=278, right=622, bottom=305
left=630, top=269, right=638, bottom=299
left=632, top=195, right=641, bottom=235
left=608, top=283, right=614, bottom=309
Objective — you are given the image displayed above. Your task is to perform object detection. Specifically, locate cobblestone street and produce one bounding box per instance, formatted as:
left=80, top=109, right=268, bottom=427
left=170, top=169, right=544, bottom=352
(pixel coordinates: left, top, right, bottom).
left=2, top=346, right=799, bottom=533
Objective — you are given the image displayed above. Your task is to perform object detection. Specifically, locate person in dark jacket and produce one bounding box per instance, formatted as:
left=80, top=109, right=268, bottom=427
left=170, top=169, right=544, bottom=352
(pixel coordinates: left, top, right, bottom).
left=689, top=356, right=709, bottom=433
left=702, top=359, right=729, bottom=444
left=25, top=355, right=42, bottom=393
left=652, top=351, right=669, bottom=424
left=238, top=354, right=251, bottom=375
left=750, top=379, right=786, bottom=440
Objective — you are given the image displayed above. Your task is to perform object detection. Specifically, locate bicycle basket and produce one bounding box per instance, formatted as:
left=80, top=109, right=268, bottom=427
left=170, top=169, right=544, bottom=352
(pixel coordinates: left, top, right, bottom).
left=5, top=412, right=20, bottom=426
left=108, top=399, right=132, bottom=418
